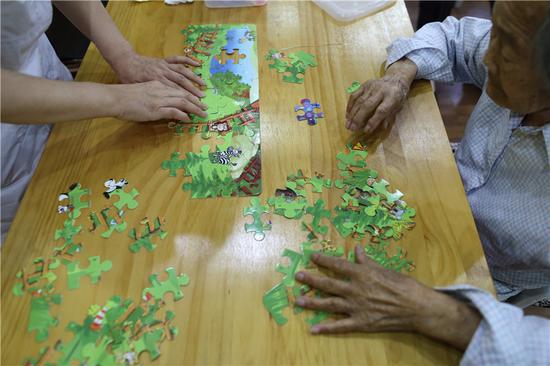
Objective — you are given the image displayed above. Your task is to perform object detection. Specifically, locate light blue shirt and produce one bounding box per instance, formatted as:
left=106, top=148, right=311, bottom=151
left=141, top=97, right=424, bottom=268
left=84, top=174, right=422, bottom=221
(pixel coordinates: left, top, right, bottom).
left=386, top=16, right=550, bottom=300
left=385, top=16, right=550, bottom=365
left=441, top=286, right=550, bottom=365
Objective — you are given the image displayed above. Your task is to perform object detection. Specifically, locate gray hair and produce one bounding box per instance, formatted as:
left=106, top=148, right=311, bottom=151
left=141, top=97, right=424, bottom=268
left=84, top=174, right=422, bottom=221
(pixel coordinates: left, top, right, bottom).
left=534, top=15, right=550, bottom=90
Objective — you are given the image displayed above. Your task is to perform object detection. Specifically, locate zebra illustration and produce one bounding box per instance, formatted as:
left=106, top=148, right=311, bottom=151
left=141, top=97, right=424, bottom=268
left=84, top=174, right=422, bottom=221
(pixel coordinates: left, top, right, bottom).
left=210, top=146, right=242, bottom=166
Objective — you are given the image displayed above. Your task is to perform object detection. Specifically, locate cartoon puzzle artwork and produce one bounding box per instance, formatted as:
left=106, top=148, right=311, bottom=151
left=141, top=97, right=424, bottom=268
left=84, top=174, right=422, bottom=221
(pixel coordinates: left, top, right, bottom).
left=164, top=24, right=262, bottom=198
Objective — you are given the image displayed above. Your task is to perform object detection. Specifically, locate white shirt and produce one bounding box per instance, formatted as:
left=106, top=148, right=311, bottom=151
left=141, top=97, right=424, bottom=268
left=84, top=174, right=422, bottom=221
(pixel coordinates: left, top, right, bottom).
left=1, top=0, right=72, bottom=243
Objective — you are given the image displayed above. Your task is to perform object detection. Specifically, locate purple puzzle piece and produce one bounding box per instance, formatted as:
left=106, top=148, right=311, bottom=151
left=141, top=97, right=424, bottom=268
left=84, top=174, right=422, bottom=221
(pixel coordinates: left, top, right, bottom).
left=294, top=98, right=324, bottom=126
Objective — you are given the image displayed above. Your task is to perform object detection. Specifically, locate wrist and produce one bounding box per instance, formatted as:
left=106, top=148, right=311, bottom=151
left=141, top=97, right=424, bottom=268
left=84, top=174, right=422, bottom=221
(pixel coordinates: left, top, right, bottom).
left=411, top=287, right=482, bottom=350
left=384, top=58, right=417, bottom=92
left=103, top=42, right=135, bottom=75
left=104, top=84, right=125, bottom=119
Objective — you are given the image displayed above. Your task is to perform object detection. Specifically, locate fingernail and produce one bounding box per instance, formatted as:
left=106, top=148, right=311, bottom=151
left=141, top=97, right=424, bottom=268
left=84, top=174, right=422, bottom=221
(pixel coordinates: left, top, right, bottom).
left=345, top=119, right=351, bottom=128
left=295, top=272, right=304, bottom=281
left=310, top=325, right=321, bottom=334
left=199, top=92, right=206, bottom=97
left=296, top=297, right=305, bottom=306
left=311, top=253, right=320, bottom=260
left=349, top=124, right=358, bottom=132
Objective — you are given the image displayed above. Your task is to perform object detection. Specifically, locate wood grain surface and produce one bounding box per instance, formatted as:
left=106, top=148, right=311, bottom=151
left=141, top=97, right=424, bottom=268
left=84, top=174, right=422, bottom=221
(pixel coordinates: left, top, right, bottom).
left=1, top=1, right=494, bottom=365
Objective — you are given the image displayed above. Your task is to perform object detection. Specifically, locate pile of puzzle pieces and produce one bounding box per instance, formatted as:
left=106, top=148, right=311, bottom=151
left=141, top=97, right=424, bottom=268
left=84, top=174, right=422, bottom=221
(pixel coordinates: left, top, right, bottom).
left=25, top=267, right=190, bottom=366
left=265, top=49, right=318, bottom=84
left=247, top=143, right=416, bottom=326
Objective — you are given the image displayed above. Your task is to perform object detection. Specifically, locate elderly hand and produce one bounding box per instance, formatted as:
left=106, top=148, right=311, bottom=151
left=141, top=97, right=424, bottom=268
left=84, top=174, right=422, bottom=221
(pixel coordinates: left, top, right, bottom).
left=113, top=51, right=206, bottom=98
left=295, top=245, right=481, bottom=350
left=113, top=80, right=207, bottom=122
left=295, top=245, right=427, bottom=334
left=345, top=58, right=417, bottom=134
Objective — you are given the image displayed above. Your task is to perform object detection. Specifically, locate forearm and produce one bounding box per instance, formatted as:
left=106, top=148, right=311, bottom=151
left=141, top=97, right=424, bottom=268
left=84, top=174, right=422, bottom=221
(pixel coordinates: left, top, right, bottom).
left=411, top=285, right=482, bottom=350
left=52, top=1, right=133, bottom=71
left=1, top=70, right=119, bottom=124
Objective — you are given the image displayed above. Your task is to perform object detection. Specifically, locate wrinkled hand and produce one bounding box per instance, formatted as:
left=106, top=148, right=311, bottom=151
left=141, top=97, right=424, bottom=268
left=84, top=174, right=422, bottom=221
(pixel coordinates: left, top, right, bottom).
left=295, top=245, right=428, bottom=334
left=114, top=80, right=207, bottom=122
left=114, top=52, right=206, bottom=98
left=345, top=76, right=409, bottom=134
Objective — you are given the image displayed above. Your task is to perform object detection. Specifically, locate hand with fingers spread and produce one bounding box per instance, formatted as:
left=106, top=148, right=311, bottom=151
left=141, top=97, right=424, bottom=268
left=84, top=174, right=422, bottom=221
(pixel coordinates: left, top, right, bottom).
left=345, top=58, right=417, bottom=135
left=114, top=80, right=208, bottom=122
left=112, top=52, right=207, bottom=99
left=295, top=245, right=482, bottom=351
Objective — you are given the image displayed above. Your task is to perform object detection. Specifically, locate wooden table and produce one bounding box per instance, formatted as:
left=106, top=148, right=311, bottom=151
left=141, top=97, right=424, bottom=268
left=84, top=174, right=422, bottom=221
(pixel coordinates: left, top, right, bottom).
left=1, top=1, right=494, bottom=364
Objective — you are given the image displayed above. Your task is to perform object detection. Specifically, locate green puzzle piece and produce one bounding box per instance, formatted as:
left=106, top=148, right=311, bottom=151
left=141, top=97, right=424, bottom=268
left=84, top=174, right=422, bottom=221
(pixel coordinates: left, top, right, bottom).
left=89, top=207, right=128, bottom=239
left=142, top=267, right=190, bottom=302
left=54, top=218, right=82, bottom=244
left=64, top=183, right=90, bottom=219
left=262, top=282, right=290, bottom=326
left=66, top=256, right=112, bottom=290
left=82, top=337, right=116, bottom=366
left=282, top=64, right=305, bottom=84
left=28, top=293, right=62, bottom=342
left=348, top=242, right=413, bottom=273
left=162, top=152, right=186, bottom=177
left=289, top=50, right=317, bottom=68
left=372, top=179, right=404, bottom=204
left=111, top=187, right=139, bottom=210
left=128, top=217, right=167, bottom=253
left=336, top=149, right=368, bottom=170
left=305, top=176, right=325, bottom=193
left=243, top=197, right=272, bottom=241
left=268, top=195, right=308, bottom=219
left=133, top=328, right=164, bottom=361
left=305, top=199, right=331, bottom=235
left=58, top=319, right=102, bottom=365
left=275, top=249, right=304, bottom=288
left=346, top=81, right=361, bottom=94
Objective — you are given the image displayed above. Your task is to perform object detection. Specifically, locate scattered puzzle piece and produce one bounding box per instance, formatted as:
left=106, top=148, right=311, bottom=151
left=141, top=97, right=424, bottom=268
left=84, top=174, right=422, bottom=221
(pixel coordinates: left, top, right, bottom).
left=265, top=49, right=317, bottom=84
left=262, top=282, right=290, bottom=326
left=89, top=207, right=127, bottom=239
left=54, top=218, right=82, bottom=244
left=128, top=217, right=167, bottom=253
left=133, top=328, right=164, bottom=361
left=305, top=199, right=331, bottom=235
left=28, top=293, right=62, bottom=342
left=289, top=50, right=318, bottom=68
left=346, top=81, right=361, bottom=94
left=162, top=152, right=186, bottom=177
left=58, top=183, right=90, bottom=219
left=336, top=148, right=367, bottom=170
left=142, top=267, right=190, bottom=302
left=82, top=337, right=116, bottom=366
left=66, top=256, right=113, bottom=290
left=243, top=197, right=272, bottom=241
left=275, top=249, right=304, bottom=288
left=268, top=195, right=308, bottom=219
left=111, top=186, right=139, bottom=211
left=294, top=98, right=324, bottom=126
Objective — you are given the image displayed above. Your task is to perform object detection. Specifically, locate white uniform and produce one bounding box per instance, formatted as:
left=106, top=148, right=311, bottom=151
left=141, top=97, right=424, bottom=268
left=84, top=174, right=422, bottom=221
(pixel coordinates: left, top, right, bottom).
left=1, top=0, right=72, bottom=243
